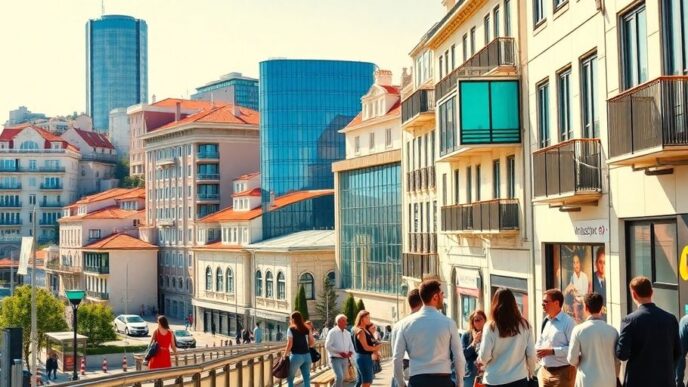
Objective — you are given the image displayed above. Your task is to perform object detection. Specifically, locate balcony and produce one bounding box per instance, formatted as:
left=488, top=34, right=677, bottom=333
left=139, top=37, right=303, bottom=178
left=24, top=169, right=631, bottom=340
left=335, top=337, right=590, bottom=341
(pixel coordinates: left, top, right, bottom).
left=533, top=138, right=602, bottom=207
left=36, top=166, right=66, bottom=173
left=197, top=173, right=220, bottom=181
left=86, top=291, right=109, bottom=300
left=197, top=151, right=219, bottom=160
left=405, top=166, right=436, bottom=193
left=158, top=219, right=175, bottom=227
left=84, top=266, right=109, bottom=274
left=408, top=233, right=437, bottom=254
left=197, top=192, right=219, bottom=201
left=45, top=261, right=82, bottom=273
left=0, top=183, right=21, bottom=190
left=401, top=88, right=436, bottom=129
left=156, top=156, right=176, bottom=167
left=0, top=220, right=21, bottom=226
left=40, top=201, right=63, bottom=208
left=441, top=199, right=520, bottom=234
left=40, top=183, right=63, bottom=190
left=608, top=76, right=688, bottom=169
left=435, top=37, right=517, bottom=102
left=403, top=253, right=439, bottom=280
left=39, top=220, right=57, bottom=226
left=0, top=202, right=21, bottom=208
left=81, top=153, right=118, bottom=163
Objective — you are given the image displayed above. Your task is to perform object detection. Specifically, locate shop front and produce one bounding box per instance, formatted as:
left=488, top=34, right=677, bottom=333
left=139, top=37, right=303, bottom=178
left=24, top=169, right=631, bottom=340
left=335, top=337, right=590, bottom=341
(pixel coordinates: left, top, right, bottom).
left=451, top=267, right=482, bottom=330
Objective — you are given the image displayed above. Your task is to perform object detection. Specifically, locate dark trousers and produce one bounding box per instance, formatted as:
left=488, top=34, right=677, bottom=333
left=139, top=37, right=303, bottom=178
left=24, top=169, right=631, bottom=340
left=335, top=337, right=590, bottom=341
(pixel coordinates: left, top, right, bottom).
left=409, top=374, right=454, bottom=387
left=487, top=378, right=528, bottom=387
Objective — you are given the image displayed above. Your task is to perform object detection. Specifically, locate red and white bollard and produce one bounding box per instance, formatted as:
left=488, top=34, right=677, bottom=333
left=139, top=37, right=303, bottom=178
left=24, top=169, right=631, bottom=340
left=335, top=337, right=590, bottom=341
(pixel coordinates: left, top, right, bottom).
left=102, top=357, right=108, bottom=373
left=122, top=354, right=128, bottom=372
left=35, top=369, right=43, bottom=385
left=80, top=357, right=86, bottom=375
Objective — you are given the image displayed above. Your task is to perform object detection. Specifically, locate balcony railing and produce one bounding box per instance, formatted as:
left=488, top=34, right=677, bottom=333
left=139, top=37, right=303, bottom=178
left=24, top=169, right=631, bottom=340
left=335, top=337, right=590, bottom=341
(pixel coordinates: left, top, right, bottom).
left=45, top=261, right=82, bottom=273
left=40, top=183, right=63, bottom=190
left=86, top=291, right=109, bottom=300
left=608, top=76, right=688, bottom=161
left=81, top=153, right=118, bottom=163
left=198, top=193, right=219, bottom=200
left=406, top=171, right=415, bottom=192
left=533, top=138, right=602, bottom=205
left=39, top=220, right=57, bottom=225
left=436, top=37, right=516, bottom=101
left=197, top=173, right=220, bottom=180
left=84, top=266, right=110, bottom=274
left=197, top=151, right=219, bottom=160
left=40, top=201, right=63, bottom=208
left=402, top=88, right=436, bottom=124
left=0, top=220, right=21, bottom=226
left=0, top=183, right=21, bottom=190
left=0, top=202, right=21, bottom=208
left=408, top=233, right=437, bottom=254
left=441, top=199, right=519, bottom=233
left=405, top=166, right=435, bottom=192
left=403, top=253, right=440, bottom=280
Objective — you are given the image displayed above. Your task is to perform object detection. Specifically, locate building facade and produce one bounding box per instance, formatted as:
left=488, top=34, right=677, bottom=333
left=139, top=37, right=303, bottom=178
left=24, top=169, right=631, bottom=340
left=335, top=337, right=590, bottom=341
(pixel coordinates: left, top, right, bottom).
left=61, top=128, right=119, bottom=196
left=259, top=59, right=377, bottom=239
left=333, top=70, right=405, bottom=325
left=191, top=72, right=259, bottom=110
left=141, top=102, right=260, bottom=319
left=86, top=15, right=148, bottom=131
left=108, top=107, right=130, bottom=156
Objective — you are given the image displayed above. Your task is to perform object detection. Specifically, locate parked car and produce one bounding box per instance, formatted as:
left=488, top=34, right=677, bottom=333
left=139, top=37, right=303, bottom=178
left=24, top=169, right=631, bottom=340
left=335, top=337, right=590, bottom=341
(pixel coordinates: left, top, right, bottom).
left=174, top=330, right=196, bottom=348
left=0, top=288, right=11, bottom=301
left=113, top=314, right=149, bottom=336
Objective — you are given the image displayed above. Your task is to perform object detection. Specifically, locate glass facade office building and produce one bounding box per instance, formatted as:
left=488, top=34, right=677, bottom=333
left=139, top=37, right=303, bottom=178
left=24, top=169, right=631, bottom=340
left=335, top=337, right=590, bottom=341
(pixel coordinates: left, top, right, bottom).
left=339, top=163, right=402, bottom=295
left=191, top=77, right=259, bottom=111
left=86, top=15, right=148, bottom=131
left=259, top=59, right=376, bottom=238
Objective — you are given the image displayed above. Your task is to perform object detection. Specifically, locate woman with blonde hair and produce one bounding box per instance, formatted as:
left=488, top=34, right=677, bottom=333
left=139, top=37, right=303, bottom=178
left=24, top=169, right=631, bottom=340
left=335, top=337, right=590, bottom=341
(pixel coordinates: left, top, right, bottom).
left=462, top=309, right=487, bottom=387
left=283, top=311, right=315, bottom=387
left=352, top=310, right=381, bottom=387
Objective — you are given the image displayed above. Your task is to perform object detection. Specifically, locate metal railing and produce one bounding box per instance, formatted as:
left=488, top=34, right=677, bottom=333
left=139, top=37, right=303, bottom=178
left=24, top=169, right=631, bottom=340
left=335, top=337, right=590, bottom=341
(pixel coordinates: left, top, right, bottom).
left=198, top=192, right=219, bottom=200
left=608, top=76, right=688, bottom=158
left=403, top=253, right=440, bottom=279
left=408, top=233, right=437, bottom=254
left=406, top=166, right=435, bottom=192
left=40, top=201, right=63, bottom=208
left=45, top=261, right=82, bottom=273
left=81, top=153, right=119, bottom=163
left=197, top=151, right=220, bottom=159
left=0, top=202, right=21, bottom=207
left=0, top=183, right=21, bottom=190
left=441, top=199, right=519, bottom=232
left=402, top=88, right=436, bottom=124
left=84, top=266, right=110, bottom=274
left=86, top=291, right=109, bottom=300
left=0, top=220, right=21, bottom=225
left=533, top=138, right=602, bottom=199
left=435, top=37, right=516, bottom=101
left=40, top=183, right=63, bottom=190
left=427, top=165, right=436, bottom=188
left=197, top=173, right=220, bottom=180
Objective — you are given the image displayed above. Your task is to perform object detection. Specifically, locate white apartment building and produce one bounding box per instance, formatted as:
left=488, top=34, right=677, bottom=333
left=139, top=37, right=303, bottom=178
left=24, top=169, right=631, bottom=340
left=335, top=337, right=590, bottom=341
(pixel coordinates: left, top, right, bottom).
left=108, top=107, right=130, bottom=156
left=141, top=101, right=260, bottom=320
left=333, top=70, right=407, bottom=326
left=61, top=127, right=119, bottom=196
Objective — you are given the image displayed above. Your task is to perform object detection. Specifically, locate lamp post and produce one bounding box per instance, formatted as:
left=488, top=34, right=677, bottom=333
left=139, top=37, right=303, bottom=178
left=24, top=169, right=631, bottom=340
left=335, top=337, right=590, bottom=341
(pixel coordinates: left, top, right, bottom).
left=65, top=289, right=85, bottom=381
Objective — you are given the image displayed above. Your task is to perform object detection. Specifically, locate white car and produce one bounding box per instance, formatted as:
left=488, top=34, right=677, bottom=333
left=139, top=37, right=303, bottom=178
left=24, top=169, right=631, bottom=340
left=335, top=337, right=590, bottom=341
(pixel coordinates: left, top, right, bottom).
left=113, top=314, right=149, bottom=337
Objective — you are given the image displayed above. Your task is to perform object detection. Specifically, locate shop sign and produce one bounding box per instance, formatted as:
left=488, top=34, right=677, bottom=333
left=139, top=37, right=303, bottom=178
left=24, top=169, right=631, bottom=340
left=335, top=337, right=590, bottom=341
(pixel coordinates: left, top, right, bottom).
left=573, top=219, right=609, bottom=243
left=455, top=268, right=481, bottom=289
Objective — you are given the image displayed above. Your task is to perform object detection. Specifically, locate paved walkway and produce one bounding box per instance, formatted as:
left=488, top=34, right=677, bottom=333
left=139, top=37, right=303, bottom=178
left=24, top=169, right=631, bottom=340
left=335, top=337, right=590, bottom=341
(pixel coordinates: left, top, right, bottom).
left=297, top=359, right=394, bottom=386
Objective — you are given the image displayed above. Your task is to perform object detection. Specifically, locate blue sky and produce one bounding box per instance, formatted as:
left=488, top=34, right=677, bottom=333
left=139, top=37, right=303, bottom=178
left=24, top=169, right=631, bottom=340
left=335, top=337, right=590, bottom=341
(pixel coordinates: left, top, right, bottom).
left=0, top=0, right=444, bottom=120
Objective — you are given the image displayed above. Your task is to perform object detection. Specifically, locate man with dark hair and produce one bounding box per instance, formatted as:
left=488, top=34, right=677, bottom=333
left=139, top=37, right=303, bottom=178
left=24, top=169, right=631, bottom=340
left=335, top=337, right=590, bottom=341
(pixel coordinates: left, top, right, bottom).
left=393, top=280, right=464, bottom=387
left=567, top=293, right=619, bottom=386
left=617, top=276, right=680, bottom=387
left=536, top=288, right=576, bottom=387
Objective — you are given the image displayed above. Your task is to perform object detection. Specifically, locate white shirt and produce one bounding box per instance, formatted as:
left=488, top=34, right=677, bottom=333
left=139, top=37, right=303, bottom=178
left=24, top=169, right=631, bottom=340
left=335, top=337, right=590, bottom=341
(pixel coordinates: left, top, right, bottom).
left=325, top=326, right=354, bottom=358
left=479, top=322, right=536, bottom=385
left=537, top=311, right=576, bottom=367
left=567, top=317, right=619, bottom=387
left=570, top=271, right=589, bottom=296
left=393, top=306, right=465, bottom=387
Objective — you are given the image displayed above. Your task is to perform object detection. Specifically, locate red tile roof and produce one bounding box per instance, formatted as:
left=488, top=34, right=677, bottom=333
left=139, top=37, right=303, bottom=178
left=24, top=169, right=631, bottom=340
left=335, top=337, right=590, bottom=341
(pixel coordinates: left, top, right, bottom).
left=381, top=85, right=401, bottom=94
left=155, top=104, right=259, bottom=131
left=71, top=188, right=142, bottom=206
left=199, top=189, right=333, bottom=223
left=72, top=128, right=115, bottom=149
left=342, top=99, right=400, bottom=131
left=233, top=188, right=261, bottom=198
left=0, top=126, right=79, bottom=152
left=152, top=98, right=217, bottom=110
left=113, top=188, right=145, bottom=201
left=60, top=206, right=144, bottom=222
left=235, top=172, right=260, bottom=181
left=83, top=233, right=157, bottom=250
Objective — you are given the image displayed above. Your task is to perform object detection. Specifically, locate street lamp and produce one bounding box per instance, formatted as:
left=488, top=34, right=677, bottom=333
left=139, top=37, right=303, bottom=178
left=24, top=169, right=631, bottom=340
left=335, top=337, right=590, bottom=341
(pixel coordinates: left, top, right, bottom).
left=65, top=289, right=85, bottom=381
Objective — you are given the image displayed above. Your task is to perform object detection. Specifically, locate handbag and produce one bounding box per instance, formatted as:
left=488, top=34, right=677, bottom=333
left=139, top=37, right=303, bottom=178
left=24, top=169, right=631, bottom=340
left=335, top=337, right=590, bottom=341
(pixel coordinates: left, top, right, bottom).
left=527, top=377, right=538, bottom=387
left=144, top=340, right=159, bottom=361
left=272, top=355, right=290, bottom=379
left=345, top=358, right=357, bottom=382
left=373, top=359, right=382, bottom=374
left=309, top=347, right=321, bottom=362
left=473, top=375, right=486, bottom=387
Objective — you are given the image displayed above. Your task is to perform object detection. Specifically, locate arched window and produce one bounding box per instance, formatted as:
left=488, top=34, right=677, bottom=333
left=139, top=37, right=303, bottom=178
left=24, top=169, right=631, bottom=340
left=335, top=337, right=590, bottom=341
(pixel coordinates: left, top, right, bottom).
left=172, top=277, right=177, bottom=289
left=255, top=271, right=263, bottom=297
left=178, top=277, right=183, bottom=291
left=216, top=267, right=223, bottom=292
left=266, top=271, right=274, bottom=298
left=226, top=268, right=234, bottom=293
left=326, top=271, right=336, bottom=286
left=20, top=141, right=38, bottom=150
left=205, top=267, right=212, bottom=291
left=299, top=273, right=315, bottom=300
left=277, top=272, right=286, bottom=300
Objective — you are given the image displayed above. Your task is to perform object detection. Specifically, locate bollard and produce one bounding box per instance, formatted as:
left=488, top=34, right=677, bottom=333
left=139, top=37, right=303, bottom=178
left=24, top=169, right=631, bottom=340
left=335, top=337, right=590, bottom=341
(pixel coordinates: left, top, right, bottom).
left=122, top=354, right=128, bottom=372
left=102, top=357, right=108, bottom=373
left=80, top=357, right=86, bottom=375
left=35, top=368, right=44, bottom=385
left=213, top=341, right=216, bottom=347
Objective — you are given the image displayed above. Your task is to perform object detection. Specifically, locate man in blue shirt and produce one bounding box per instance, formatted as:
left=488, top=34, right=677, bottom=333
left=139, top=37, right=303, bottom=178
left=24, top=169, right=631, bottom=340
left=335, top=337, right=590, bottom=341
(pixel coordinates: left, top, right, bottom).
left=393, top=279, right=464, bottom=387
left=253, top=322, right=264, bottom=344
left=536, top=288, right=576, bottom=387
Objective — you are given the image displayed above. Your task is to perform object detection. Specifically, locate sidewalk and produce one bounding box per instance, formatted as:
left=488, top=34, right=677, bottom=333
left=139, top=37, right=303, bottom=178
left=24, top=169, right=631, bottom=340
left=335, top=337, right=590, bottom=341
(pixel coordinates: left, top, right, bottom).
left=297, top=360, right=394, bottom=386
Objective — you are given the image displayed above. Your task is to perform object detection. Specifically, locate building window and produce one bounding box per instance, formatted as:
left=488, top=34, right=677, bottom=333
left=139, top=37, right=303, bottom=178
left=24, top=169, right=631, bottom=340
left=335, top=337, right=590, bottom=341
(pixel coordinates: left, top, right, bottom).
left=327, top=271, right=335, bottom=286
left=451, top=44, right=456, bottom=69
left=226, top=268, right=233, bottom=293
left=299, top=273, right=315, bottom=300
left=493, top=159, right=501, bottom=198
left=255, top=271, right=263, bottom=297
left=265, top=271, right=274, bottom=298
left=354, top=136, right=360, bottom=153
left=554, top=0, right=567, bottom=10
left=537, top=81, right=550, bottom=148
left=534, top=0, right=545, bottom=26
left=442, top=173, right=448, bottom=205
left=88, top=229, right=101, bottom=240
left=505, top=0, right=512, bottom=36
left=621, top=4, right=648, bottom=89
left=627, top=220, right=678, bottom=315
left=369, top=132, right=375, bottom=150
left=385, top=128, right=392, bottom=147
left=581, top=54, right=599, bottom=138
left=475, top=165, right=481, bottom=201
left=466, top=166, right=473, bottom=203
left=453, top=169, right=460, bottom=204
left=216, top=267, right=223, bottom=292
left=439, top=56, right=444, bottom=79
left=277, top=272, right=286, bottom=300
left=507, top=155, right=516, bottom=199
left=484, top=14, right=491, bottom=45
left=205, top=267, right=212, bottom=291
left=462, top=34, right=468, bottom=62
left=470, top=27, right=476, bottom=55
left=439, top=97, right=456, bottom=155
left=663, top=0, right=688, bottom=75
left=557, top=68, right=573, bottom=141
left=494, top=6, right=500, bottom=37
left=445, top=50, right=450, bottom=74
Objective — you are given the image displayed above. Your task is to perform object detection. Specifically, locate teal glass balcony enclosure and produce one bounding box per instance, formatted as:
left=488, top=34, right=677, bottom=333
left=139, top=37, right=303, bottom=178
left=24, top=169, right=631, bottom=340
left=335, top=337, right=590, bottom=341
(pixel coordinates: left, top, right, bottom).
left=459, top=79, right=520, bottom=144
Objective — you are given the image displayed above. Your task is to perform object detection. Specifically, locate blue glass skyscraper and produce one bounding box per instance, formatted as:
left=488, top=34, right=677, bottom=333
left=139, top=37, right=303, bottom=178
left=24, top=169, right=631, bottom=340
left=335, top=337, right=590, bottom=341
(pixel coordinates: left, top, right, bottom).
left=259, top=59, right=376, bottom=238
left=86, top=15, right=147, bottom=131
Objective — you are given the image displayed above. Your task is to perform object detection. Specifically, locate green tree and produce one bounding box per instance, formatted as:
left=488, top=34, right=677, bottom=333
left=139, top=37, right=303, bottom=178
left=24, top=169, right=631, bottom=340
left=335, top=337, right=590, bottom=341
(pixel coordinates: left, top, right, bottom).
left=355, top=299, right=366, bottom=316
left=342, top=293, right=356, bottom=325
left=295, top=285, right=309, bottom=320
left=314, top=276, right=338, bottom=328
left=0, top=286, right=68, bottom=363
left=77, top=303, right=117, bottom=347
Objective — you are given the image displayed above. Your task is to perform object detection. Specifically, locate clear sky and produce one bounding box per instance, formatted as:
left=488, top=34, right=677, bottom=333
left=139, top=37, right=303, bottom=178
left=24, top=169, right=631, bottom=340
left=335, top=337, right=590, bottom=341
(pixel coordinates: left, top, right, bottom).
left=0, top=0, right=445, bottom=121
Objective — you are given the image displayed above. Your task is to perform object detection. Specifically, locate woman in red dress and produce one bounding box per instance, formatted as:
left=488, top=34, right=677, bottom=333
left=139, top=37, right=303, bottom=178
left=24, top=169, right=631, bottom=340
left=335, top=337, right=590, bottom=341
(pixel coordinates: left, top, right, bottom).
left=148, top=315, right=177, bottom=369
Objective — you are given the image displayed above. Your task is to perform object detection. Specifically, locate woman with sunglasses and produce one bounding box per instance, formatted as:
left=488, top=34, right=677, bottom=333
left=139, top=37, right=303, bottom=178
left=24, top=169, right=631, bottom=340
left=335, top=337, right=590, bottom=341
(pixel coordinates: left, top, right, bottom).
left=462, top=309, right=487, bottom=387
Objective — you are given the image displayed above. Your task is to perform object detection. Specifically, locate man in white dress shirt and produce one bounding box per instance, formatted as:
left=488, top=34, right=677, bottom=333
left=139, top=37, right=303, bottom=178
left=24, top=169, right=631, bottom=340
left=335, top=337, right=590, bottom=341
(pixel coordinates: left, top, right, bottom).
left=390, top=288, right=423, bottom=387
left=537, top=288, right=576, bottom=387
left=393, top=279, right=464, bottom=387
left=325, top=314, right=355, bottom=387
left=567, top=292, right=619, bottom=387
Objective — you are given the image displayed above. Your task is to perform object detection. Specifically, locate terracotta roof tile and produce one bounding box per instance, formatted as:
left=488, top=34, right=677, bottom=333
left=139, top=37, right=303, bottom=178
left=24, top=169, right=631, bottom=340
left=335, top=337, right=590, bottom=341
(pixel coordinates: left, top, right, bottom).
left=113, top=188, right=146, bottom=200
left=72, top=188, right=141, bottom=205
left=152, top=98, right=217, bottom=110
left=235, top=172, right=260, bottom=181
left=381, top=85, right=401, bottom=94
left=341, top=99, right=400, bottom=132
left=0, top=126, right=79, bottom=152
left=83, top=233, right=157, bottom=250
left=72, top=128, right=115, bottom=149
left=233, top=188, right=261, bottom=198
left=60, top=206, right=143, bottom=222
left=155, top=104, right=259, bottom=131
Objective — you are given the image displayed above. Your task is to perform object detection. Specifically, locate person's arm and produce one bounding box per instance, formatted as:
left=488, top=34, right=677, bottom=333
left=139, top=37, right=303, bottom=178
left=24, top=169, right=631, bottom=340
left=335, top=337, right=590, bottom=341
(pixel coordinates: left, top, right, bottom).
left=616, top=317, right=632, bottom=361
left=308, top=331, right=315, bottom=347
left=462, top=331, right=479, bottom=363
left=567, top=326, right=581, bottom=367
left=170, top=331, right=178, bottom=355
left=450, top=322, right=466, bottom=383
left=284, top=329, right=293, bottom=356
left=477, top=326, right=494, bottom=365
left=392, top=326, right=407, bottom=387
left=355, top=329, right=380, bottom=352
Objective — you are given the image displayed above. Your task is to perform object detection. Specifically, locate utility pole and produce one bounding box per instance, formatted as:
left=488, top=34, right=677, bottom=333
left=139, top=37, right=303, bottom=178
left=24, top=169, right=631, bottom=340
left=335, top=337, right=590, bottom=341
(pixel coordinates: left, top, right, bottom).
left=9, top=250, right=14, bottom=295
left=30, top=207, right=37, bottom=386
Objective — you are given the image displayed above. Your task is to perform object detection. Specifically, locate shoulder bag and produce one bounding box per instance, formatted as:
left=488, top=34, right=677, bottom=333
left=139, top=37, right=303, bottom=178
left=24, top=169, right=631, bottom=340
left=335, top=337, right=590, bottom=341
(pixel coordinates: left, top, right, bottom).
left=307, top=332, right=321, bottom=362
left=272, top=355, right=290, bottom=379
left=145, top=330, right=159, bottom=361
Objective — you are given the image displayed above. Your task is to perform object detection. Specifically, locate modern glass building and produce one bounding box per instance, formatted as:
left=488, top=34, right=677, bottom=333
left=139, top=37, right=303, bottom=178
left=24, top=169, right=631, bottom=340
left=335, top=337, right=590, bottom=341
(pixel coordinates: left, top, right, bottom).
left=86, top=15, right=148, bottom=131
left=191, top=73, right=259, bottom=110
left=259, top=59, right=376, bottom=239
left=339, top=164, right=402, bottom=294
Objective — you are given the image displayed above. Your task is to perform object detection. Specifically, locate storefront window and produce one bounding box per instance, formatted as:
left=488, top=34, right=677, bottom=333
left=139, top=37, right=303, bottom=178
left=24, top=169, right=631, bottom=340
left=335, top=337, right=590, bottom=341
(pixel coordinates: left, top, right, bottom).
left=453, top=268, right=482, bottom=330
left=490, top=274, right=529, bottom=318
